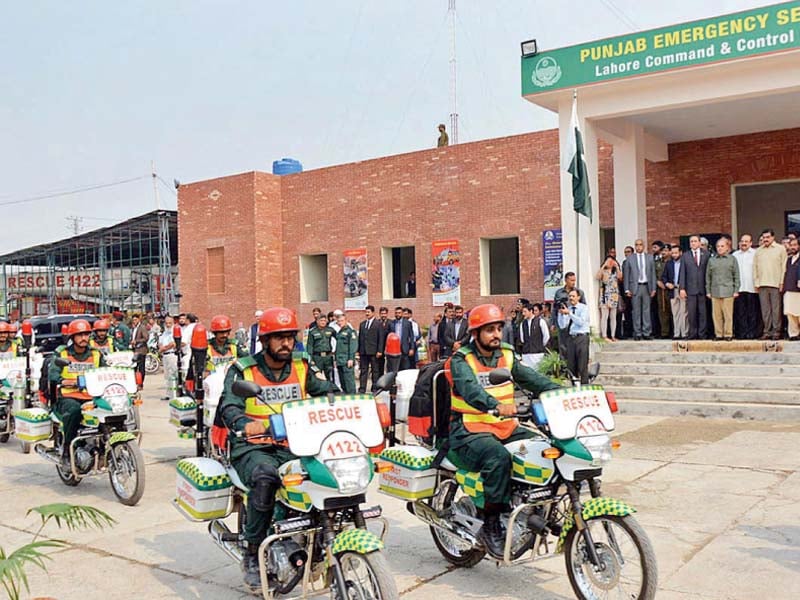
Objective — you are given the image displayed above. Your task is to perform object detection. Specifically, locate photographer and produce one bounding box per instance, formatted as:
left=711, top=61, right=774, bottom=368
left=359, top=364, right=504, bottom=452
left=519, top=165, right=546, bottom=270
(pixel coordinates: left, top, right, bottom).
left=557, top=290, right=590, bottom=384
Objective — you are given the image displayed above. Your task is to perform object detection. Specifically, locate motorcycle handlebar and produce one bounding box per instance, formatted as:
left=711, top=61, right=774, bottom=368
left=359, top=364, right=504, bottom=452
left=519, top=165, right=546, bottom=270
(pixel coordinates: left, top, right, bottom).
left=487, top=404, right=531, bottom=418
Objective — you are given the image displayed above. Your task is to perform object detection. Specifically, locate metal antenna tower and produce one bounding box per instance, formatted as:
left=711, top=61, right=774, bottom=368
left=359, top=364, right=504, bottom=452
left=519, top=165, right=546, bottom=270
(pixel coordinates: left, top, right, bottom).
left=448, top=0, right=458, bottom=144
left=151, top=160, right=161, bottom=210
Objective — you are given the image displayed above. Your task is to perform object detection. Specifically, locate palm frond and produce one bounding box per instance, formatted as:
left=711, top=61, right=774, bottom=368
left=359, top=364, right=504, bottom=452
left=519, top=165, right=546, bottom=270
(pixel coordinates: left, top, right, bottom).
left=27, top=503, right=116, bottom=532
left=0, top=540, right=66, bottom=599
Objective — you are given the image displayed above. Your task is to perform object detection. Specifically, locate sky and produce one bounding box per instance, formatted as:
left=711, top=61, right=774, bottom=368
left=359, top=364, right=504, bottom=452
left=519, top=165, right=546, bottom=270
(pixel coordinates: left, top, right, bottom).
left=0, top=0, right=767, bottom=253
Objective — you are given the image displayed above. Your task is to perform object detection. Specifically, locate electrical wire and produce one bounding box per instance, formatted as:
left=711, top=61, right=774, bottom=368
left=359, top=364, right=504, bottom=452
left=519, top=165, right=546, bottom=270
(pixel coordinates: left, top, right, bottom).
left=0, top=175, right=150, bottom=208
left=598, top=0, right=638, bottom=31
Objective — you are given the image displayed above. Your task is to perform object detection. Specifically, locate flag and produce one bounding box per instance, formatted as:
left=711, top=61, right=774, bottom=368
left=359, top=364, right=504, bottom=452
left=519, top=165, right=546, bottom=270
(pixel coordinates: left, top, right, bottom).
left=566, top=92, right=592, bottom=222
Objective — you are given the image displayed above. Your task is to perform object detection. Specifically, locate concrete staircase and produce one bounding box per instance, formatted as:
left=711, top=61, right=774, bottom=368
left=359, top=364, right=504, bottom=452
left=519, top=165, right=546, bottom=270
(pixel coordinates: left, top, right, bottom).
left=594, top=339, right=800, bottom=420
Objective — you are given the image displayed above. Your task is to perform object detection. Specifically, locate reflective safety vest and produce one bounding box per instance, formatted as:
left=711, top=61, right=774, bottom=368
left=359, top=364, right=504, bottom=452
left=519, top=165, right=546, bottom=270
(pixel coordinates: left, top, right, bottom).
left=240, top=356, right=308, bottom=426
left=0, top=340, right=19, bottom=359
left=206, top=342, right=239, bottom=373
left=59, top=347, right=102, bottom=400
left=448, top=346, right=517, bottom=439
left=90, top=337, right=115, bottom=354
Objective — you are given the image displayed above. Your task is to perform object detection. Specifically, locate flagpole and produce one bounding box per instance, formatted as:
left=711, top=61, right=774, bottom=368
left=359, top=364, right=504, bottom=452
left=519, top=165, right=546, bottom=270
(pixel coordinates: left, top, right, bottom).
left=573, top=90, right=580, bottom=287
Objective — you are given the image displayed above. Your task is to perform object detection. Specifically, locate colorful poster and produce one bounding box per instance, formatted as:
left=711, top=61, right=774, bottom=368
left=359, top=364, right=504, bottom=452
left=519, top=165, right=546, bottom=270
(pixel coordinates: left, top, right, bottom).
left=343, top=248, right=368, bottom=310
left=542, top=229, right=563, bottom=301
left=431, top=240, right=461, bottom=306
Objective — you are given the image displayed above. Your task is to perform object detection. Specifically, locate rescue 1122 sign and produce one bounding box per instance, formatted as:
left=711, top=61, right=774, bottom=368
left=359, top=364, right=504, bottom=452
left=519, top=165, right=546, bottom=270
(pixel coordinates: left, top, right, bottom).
left=522, top=1, right=800, bottom=95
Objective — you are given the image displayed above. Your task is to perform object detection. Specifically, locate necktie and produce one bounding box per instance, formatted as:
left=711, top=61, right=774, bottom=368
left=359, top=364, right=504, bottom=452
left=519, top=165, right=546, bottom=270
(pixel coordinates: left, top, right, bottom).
left=524, top=320, right=530, bottom=343
left=568, top=306, right=576, bottom=334
left=639, top=254, right=644, bottom=281
left=695, top=250, right=700, bottom=266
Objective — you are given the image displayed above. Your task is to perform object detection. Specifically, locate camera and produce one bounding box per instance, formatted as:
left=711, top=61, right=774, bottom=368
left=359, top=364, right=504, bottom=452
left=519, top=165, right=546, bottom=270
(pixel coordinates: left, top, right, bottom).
left=558, top=301, right=567, bottom=310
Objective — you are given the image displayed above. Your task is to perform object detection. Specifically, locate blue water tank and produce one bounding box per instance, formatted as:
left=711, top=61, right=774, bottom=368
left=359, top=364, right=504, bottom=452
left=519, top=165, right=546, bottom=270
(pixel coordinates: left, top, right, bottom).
left=272, top=158, right=303, bottom=175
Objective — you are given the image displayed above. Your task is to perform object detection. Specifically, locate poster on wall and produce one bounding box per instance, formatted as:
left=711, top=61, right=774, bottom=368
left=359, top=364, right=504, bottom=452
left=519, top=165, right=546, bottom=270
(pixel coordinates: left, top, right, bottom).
left=343, top=248, right=368, bottom=310
left=542, top=229, right=563, bottom=301
left=431, top=239, right=461, bottom=306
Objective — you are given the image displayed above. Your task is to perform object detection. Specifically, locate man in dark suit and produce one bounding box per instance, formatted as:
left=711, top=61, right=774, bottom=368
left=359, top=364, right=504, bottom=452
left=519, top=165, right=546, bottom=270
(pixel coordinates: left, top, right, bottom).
left=438, top=303, right=455, bottom=358
left=679, top=235, right=710, bottom=339
left=389, top=306, right=416, bottom=370
left=357, top=305, right=385, bottom=392
left=375, top=306, right=391, bottom=378
left=446, top=305, right=470, bottom=351
left=622, top=239, right=657, bottom=340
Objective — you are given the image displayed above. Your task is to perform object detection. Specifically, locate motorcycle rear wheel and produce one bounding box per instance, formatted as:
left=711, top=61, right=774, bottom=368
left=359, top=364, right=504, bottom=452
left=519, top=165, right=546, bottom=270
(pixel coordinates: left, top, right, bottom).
left=0, top=433, right=9, bottom=443
left=333, top=550, right=398, bottom=600
left=108, top=441, right=146, bottom=506
left=145, top=352, right=160, bottom=374
left=20, top=440, right=31, bottom=454
left=564, top=514, right=657, bottom=600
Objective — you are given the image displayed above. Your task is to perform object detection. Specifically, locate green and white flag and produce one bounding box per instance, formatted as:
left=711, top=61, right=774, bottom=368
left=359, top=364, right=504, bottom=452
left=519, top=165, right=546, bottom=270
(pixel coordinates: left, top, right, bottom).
left=566, top=93, right=592, bottom=222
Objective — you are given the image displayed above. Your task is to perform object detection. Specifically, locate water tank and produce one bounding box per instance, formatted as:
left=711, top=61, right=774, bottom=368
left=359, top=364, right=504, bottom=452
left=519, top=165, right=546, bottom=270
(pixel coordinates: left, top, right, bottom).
left=272, top=158, right=303, bottom=175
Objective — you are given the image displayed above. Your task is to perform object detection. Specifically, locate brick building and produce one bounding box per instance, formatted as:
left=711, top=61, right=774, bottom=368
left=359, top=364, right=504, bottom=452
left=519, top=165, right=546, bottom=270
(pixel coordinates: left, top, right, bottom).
left=177, top=125, right=800, bottom=329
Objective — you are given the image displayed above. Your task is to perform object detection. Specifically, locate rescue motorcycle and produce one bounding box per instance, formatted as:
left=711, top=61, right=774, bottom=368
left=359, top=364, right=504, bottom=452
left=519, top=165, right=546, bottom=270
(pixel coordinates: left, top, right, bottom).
left=33, top=358, right=145, bottom=506
left=0, top=323, right=45, bottom=454
left=173, top=381, right=398, bottom=600
left=105, top=350, right=143, bottom=433
left=374, top=368, right=658, bottom=600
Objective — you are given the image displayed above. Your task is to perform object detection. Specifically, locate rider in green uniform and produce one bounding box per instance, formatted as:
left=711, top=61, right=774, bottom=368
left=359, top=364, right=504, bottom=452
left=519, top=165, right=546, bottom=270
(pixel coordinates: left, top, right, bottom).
left=333, top=311, right=358, bottom=393
left=306, top=313, right=336, bottom=382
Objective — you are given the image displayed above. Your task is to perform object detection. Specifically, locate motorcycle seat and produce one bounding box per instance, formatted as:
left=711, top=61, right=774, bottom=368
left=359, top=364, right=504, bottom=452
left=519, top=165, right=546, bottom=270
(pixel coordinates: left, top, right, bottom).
left=439, top=457, right=458, bottom=471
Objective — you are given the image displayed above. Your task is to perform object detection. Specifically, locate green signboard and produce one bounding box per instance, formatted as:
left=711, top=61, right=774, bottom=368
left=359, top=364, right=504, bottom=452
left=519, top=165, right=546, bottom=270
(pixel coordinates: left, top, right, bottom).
left=522, top=1, right=800, bottom=96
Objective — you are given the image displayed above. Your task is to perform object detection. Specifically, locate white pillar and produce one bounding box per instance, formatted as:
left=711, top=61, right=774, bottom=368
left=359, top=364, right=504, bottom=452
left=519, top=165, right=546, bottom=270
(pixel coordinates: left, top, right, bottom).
left=613, top=122, right=648, bottom=249
left=558, top=99, right=601, bottom=330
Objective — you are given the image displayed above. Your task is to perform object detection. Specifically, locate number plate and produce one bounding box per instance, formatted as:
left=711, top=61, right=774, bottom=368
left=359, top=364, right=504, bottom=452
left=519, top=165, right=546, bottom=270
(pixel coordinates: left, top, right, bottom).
left=539, top=385, right=615, bottom=440
left=281, top=395, right=384, bottom=456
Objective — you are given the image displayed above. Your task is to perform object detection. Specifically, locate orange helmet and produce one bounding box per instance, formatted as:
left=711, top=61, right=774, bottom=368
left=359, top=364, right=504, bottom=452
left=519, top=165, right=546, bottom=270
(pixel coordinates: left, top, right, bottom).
left=210, top=315, right=232, bottom=333
left=467, top=304, right=504, bottom=332
left=257, top=307, right=298, bottom=336
left=66, top=319, right=92, bottom=336
left=93, top=318, right=111, bottom=331
left=0, top=322, right=11, bottom=333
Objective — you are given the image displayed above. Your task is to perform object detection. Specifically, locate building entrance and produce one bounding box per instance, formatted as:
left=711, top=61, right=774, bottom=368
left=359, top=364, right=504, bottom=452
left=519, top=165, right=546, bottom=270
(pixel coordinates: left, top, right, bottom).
left=735, top=180, right=800, bottom=240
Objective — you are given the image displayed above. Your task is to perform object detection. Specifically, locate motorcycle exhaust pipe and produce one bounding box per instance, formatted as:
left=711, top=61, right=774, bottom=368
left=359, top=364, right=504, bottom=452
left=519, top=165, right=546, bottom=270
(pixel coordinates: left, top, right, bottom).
left=407, top=500, right=480, bottom=546
left=208, top=519, right=243, bottom=563
left=34, top=443, right=61, bottom=464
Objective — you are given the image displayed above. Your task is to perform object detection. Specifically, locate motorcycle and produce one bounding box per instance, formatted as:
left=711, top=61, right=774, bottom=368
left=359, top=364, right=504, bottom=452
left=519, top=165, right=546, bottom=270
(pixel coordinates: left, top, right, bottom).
left=34, top=358, right=146, bottom=506
left=0, top=323, right=45, bottom=454
left=145, top=331, right=161, bottom=374
left=173, top=381, right=398, bottom=600
left=105, top=350, right=144, bottom=434
left=374, top=367, right=658, bottom=600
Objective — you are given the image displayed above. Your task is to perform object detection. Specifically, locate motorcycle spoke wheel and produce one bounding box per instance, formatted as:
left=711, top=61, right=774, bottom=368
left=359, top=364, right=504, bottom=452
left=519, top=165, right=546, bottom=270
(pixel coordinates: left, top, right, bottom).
left=108, top=441, right=146, bottom=506
left=565, top=515, right=657, bottom=600
left=334, top=551, right=397, bottom=600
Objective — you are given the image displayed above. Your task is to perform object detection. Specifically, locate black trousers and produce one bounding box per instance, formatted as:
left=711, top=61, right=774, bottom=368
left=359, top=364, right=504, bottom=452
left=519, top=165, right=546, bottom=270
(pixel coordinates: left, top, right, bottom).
left=733, top=292, right=761, bottom=339
left=134, top=353, right=146, bottom=385
left=686, top=293, right=708, bottom=339
left=358, top=353, right=379, bottom=393
left=564, top=333, right=589, bottom=384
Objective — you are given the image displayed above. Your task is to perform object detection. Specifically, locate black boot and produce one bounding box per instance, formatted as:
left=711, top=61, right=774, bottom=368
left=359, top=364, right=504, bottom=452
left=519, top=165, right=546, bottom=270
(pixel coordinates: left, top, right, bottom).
left=241, top=549, right=261, bottom=591
left=479, top=513, right=507, bottom=558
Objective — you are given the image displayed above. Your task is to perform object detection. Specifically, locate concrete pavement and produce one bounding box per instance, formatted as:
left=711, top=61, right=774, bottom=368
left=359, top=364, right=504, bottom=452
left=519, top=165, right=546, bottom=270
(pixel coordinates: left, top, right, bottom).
left=1, top=375, right=798, bottom=599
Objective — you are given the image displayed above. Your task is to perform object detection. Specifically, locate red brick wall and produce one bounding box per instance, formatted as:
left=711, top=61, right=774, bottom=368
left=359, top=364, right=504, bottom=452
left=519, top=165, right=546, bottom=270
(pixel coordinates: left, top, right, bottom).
left=178, top=127, right=800, bottom=329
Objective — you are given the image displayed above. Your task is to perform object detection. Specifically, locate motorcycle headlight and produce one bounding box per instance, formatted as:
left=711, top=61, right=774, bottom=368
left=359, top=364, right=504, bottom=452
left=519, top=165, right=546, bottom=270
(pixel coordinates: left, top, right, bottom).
left=581, top=435, right=612, bottom=467
left=324, top=456, right=371, bottom=494
left=108, top=395, right=128, bottom=414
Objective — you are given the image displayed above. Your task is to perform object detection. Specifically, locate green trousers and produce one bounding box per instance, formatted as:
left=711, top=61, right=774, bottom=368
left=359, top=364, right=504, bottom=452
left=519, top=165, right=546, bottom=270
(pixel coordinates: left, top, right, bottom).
left=55, top=396, right=82, bottom=456
left=336, top=365, right=356, bottom=393
left=312, top=355, right=335, bottom=384
left=233, top=447, right=296, bottom=546
left=448, top=427, right=534, bottom=506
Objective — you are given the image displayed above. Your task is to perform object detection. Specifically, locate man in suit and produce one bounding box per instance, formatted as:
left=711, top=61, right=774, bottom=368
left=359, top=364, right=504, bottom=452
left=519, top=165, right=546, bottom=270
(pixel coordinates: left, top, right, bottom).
left=446, top=305, right=470, bottom=352
left=248, top=310, right=263, bottom=355
left=662, top=245, right=689, bottom=339
left=516, top=302, right=549, bottom=368
left=130, top=313, right=150, bottom=386
left=390, top=306, right=416, bottom=370
left=375, top=306, right=391, bottom=378
left=679, top=234, right=710, bottom=339
left=358, top=305, right=385, bottom=392
left=438, top=303, right=455, bottom=358
left=623, top=239, right=657, bottom=340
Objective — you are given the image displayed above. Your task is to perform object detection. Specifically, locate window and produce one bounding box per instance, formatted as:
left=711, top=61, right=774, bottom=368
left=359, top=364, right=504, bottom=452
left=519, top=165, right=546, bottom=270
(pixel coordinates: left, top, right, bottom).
left=207, top=247, right=225, bottom=294
left=381, top=246, right=416, bottom=299
left=480, top=237, right=520, bottom=295
left=299, top=254, right=329, bottom=302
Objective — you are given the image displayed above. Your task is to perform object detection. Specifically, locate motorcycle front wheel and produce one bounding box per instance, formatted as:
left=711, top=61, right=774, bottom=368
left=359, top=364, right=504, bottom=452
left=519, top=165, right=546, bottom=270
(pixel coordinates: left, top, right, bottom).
left=564, top=514, right=657, bottom=600
left=108, top=441, right=146, bottom=506
left=145, top=352, right=160, bottom=374
left=333, top=551, right=398, bottom=600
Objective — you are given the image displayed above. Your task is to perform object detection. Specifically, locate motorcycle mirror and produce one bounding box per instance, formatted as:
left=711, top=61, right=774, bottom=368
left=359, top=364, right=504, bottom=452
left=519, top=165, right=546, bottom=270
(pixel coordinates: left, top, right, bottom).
left=53, top=357, right=70, bottom=368
left=588, top=362, right=600, bottom=382
left=232, top=379, right=262, bottom=399
left=488, top=368, right=512, bottom=385
left=374, top=372, right=396, bottom=391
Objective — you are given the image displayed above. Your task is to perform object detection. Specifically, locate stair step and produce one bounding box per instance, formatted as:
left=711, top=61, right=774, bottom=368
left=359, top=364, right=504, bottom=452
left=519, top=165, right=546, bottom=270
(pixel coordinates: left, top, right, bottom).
left=607, top=385, right=800, bottom=405
left=597, top=373, right=800, bottom=390
left=616, top=398, right=800, bottom=421
left=598, top=363, right=797, bottom=377
left=596, top=351, right=799, bottom=365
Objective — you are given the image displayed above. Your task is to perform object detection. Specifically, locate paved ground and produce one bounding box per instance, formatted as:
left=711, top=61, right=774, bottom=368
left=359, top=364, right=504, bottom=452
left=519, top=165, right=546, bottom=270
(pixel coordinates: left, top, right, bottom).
left=2, top=375, right=799, bottom=599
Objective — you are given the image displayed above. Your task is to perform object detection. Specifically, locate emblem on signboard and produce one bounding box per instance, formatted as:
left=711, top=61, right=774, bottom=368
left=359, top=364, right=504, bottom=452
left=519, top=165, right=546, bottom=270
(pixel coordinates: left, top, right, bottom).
left=531, top=56, right=562, bottom=88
